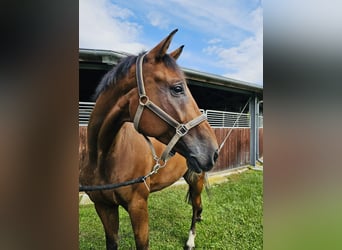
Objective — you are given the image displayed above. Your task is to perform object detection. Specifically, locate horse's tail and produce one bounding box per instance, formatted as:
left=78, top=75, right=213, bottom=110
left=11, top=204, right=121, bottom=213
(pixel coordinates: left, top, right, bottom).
left=184, top=171, right=211, bottom=204
left=203, top=172, right=211, bottom=199
left=185, top=186, right=192, bottom=205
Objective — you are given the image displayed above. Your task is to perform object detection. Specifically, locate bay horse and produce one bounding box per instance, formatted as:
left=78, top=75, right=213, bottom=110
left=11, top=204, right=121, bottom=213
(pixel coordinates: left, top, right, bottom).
left=79, top=29, right=219, bottom=249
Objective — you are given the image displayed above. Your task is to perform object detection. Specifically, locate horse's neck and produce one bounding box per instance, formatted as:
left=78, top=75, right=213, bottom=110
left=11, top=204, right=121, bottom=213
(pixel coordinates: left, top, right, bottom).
left=87, top=87, right=133, bottom=166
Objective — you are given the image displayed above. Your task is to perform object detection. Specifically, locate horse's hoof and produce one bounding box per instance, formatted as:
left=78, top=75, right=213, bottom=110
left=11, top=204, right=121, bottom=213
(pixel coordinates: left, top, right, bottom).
left=184, top=246, right=195, bottom=250
left=185, top=230, right=196, bottom=249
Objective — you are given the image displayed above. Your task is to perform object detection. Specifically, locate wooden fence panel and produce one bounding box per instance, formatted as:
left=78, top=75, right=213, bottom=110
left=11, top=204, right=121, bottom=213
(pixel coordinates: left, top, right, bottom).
left=212, top=128, right=253, bottom=172
left=79, top=126, right=263, bottom=172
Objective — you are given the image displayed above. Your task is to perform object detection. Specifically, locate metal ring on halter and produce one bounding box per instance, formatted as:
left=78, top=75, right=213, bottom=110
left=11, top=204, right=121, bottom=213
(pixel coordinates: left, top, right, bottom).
left=139, top=95, right=149, bottom=106
left=155, top=158, right=167, bottom=168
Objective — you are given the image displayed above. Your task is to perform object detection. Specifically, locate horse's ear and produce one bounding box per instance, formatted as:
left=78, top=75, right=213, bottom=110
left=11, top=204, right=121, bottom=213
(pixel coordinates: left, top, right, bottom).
left=169, top=45, right=184, bottom=60
left=146, top=29, right=178, bottom=61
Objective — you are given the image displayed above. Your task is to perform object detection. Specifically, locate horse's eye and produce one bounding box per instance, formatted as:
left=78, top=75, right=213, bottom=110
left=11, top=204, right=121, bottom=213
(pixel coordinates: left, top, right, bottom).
left=170, top=84, right=184, bottom=96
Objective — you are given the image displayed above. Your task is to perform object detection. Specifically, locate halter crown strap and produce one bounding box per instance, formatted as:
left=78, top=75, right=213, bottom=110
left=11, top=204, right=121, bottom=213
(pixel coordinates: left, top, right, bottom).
left=134, top=53, right=147, bottom=131
left=134, top=53, right=180, bottom=131
left=135, top=53, right=146, bottom=96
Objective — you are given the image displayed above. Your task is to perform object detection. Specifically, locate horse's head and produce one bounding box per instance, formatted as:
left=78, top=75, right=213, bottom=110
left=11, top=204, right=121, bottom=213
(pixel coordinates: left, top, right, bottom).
left=129, top=29, right=219, bottom=172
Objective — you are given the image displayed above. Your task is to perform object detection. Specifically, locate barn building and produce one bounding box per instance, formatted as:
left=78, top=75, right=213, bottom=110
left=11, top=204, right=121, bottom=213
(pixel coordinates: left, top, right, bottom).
left=79, top=49, right=263, bottom=172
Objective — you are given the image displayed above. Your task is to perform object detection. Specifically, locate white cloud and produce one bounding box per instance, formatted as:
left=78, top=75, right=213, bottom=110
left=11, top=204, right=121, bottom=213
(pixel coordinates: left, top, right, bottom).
left=141, top=0, right=263, bottom=84
left=79, top=0, right=146, bottom=53
left=221, top=31, right=263, bottom=84
left=203, top=6, right=263, bottom=84
left=205, top=32, right=263, bottom=84
left=147, top=11, right=170, bottom=29
left=146, top=0, right=259, bottom=38
left=79, top=0, right=263, bottom=84
left=208, top=38, right=222, bottom=44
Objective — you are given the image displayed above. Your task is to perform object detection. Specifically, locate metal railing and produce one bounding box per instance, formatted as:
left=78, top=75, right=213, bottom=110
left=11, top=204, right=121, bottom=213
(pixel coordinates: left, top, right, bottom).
left=79, top=102, right=263, bottom=128
left=79, top=102, right=95, bottom=126
left=206, top=110, right=249, bottom=128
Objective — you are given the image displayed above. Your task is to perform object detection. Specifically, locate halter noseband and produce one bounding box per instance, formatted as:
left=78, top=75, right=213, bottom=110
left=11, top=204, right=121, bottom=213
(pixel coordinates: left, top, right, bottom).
left=133, top=52, right=207, bottom=165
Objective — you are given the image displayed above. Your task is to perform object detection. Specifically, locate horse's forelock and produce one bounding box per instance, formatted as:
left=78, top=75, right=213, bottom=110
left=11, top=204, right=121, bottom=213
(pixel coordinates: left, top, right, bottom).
left=162, top=54, right=180, bottom=71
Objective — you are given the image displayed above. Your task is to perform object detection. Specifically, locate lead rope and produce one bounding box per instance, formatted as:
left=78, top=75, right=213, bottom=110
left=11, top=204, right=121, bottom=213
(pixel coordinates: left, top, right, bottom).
left=218, top=97, right=251, bottom=152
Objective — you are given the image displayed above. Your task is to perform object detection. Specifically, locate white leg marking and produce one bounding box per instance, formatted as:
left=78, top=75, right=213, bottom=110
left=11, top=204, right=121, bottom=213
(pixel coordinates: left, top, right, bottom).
left=186, top=230, right=196, bottom=249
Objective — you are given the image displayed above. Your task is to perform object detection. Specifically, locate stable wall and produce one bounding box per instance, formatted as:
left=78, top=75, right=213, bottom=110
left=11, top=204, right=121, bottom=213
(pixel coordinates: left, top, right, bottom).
left=79, top=126, right=263, bottom=172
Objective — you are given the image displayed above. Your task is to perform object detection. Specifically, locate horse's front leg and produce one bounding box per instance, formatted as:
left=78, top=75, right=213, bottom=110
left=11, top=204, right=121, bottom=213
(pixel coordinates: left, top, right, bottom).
left=185, top=191, right=202, bottom=250
left=94, top=202, right=120, bottom=250
left=184, top=172, right=205, bottom=250
left=128, top=194, right=149, bottom=250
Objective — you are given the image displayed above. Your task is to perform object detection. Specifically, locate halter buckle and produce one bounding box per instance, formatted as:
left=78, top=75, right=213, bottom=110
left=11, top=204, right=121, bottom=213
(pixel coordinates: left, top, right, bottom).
left=176, top=124, right=188, bottom=136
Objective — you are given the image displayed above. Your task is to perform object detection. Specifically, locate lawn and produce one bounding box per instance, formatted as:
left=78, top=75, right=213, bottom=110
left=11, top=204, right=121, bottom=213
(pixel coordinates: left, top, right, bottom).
left=79, top=169, right=263, bottom=249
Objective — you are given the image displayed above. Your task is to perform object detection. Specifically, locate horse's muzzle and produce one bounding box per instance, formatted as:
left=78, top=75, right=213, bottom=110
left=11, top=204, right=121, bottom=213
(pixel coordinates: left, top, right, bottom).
left=213, top=149, right=219, bottom=164
left=187, top=148, right=219, bottom=173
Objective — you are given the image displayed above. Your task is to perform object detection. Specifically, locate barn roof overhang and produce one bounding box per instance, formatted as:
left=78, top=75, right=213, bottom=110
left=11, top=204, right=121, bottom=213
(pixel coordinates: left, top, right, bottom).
left=79, top=48, right=263, bottom=97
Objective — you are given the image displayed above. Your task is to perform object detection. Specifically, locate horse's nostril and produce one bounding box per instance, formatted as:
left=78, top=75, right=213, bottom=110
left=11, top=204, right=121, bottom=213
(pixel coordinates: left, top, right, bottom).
left=213, top=149, right=219, bottom=162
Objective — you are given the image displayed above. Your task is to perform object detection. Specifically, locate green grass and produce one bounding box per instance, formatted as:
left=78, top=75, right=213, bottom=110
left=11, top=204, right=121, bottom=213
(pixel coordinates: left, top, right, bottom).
left=79, top=170, right=263, bottom=249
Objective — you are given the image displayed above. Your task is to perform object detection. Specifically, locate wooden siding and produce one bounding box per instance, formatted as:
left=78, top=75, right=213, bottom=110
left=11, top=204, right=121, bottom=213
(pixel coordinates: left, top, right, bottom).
left=212, top=128, right=263, bottom=171
left=79, top=126, right=263, bottom=172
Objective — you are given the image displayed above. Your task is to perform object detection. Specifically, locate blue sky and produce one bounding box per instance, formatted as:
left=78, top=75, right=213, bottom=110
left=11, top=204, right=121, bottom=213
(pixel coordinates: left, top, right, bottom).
left=79, top=0, right=263, bottom=85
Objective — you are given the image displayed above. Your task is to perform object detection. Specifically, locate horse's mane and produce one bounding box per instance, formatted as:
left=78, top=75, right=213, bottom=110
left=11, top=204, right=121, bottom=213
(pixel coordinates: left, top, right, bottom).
left=93, top=52, right=181, bottom=101
left=93, top=54, right=137, bottom=100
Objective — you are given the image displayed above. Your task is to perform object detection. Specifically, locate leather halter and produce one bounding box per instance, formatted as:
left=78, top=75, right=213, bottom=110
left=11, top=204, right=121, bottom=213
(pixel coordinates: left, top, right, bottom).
left=133, top=52, right=207, bottom=165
